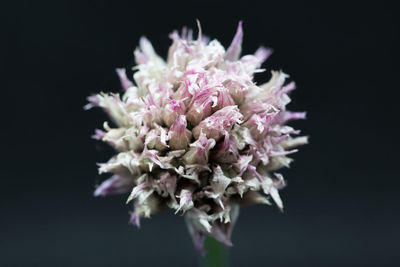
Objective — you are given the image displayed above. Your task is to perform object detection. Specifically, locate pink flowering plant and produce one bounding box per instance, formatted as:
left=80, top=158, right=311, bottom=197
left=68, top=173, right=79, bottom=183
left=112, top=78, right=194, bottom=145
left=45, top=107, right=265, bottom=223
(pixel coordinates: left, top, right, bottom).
left=87, top=21, right=307, bottom=255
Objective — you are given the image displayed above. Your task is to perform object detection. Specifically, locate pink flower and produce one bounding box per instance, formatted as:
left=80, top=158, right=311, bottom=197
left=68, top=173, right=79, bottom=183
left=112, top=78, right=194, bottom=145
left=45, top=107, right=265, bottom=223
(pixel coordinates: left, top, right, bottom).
left=88, top=20, right=308, bottom=255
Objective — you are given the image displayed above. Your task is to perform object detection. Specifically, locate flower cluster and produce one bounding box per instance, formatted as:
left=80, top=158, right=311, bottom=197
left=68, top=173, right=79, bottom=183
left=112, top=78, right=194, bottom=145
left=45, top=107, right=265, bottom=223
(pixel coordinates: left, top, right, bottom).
left=87, top=21, right=307, bottom=254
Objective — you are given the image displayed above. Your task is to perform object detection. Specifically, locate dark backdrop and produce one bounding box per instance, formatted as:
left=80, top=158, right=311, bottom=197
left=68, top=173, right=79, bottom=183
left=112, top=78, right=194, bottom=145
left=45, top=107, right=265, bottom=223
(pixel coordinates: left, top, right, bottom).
left=2, top=1, right=399, bottom=266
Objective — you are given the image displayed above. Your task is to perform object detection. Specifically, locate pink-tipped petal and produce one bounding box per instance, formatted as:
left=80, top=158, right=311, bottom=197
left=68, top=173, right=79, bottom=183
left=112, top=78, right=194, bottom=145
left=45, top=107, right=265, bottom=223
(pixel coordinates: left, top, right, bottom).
left=116, top=68, right=134, bottom=91
left=94, top=175, right=135, bottom=197
left=225, top=21, right=243, bottom=61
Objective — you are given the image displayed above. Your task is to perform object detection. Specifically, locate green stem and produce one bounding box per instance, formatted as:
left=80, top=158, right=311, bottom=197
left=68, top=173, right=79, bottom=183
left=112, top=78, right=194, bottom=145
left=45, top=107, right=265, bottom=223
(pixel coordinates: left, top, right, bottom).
left=199, top=236, right=229, bottom=267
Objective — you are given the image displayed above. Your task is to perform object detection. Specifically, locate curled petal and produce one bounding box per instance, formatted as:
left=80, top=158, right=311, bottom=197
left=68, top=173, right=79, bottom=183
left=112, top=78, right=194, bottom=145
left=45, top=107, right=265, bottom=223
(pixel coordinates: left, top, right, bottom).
left=243, top=109, right=279, bottom=140
left=94, top=175, right=135, bottom=197
left=98, top=152, right=141, bottom=177
left=183, top=131, right=215, bottom=165
left=145, top=126, right=170, bottom=151
left=163, top=98, right=186, bottom=127
left=126, top=176, right=152, bottom=204
left=213, top=87, right=235, bottom=112
left=168, top=115, right=192, bottom=150
left=193, top=105, right=243, bottom=140
left=186, top=88, right=218, bottom=126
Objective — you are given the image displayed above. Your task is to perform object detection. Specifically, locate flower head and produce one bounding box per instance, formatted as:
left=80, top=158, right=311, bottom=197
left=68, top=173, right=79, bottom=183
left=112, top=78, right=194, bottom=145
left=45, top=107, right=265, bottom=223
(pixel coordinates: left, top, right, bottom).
left=88, top=21, right=308, bottom=254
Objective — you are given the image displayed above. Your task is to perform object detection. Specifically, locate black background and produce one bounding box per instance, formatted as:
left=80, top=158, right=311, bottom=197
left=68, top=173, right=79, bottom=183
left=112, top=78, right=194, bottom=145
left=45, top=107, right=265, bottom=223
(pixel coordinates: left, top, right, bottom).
left=2, top=1, right=399, bottom=266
